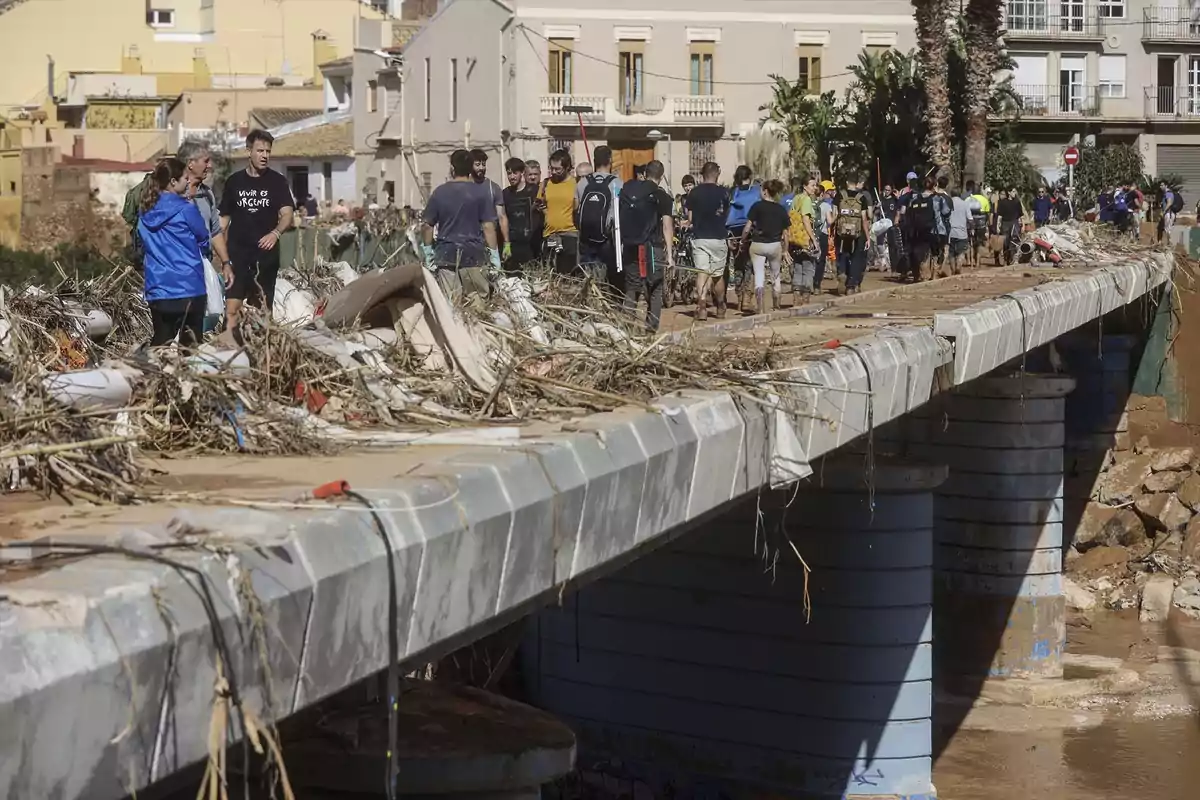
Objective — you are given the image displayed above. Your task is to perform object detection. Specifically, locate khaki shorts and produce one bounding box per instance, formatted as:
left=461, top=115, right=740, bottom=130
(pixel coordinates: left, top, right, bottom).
left=691, top=238, right=729, bottom=277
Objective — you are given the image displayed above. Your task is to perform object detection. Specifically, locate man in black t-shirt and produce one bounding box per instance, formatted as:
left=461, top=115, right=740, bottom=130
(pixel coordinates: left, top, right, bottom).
left=501, top=156, right=537, bottom=273
left=687, top=161, right=730, bottom=319
left=219, top=129, right=295, bottom=329
left=620, top=159, right=674, bottom=332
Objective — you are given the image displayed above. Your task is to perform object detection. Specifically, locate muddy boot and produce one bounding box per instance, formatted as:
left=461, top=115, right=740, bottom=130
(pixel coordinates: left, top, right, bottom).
left=763, top=286, right=774, bottom=314
left=696, top=299, right=708, bottom=321
left=755, top=287, right=764, bottom=315
left=835, top=274, right=847, bottom=296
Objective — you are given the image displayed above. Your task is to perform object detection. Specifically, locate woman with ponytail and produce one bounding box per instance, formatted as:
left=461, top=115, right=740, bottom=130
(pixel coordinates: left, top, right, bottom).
left=137, top=157, right=210, bottom=348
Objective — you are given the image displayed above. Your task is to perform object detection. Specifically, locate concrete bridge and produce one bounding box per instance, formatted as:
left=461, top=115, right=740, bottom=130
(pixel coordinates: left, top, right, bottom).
left=0, top=252, right=1173, bottom=800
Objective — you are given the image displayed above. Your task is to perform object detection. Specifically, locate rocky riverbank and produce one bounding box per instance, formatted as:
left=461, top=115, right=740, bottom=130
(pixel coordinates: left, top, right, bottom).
left=1066, top=435, right=1200, bottom=622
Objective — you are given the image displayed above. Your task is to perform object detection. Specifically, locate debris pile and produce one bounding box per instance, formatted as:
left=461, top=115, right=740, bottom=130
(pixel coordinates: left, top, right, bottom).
left=0, top=257, right=795, bottom=503
left=1066, top=435, right=1200, bottom=622
left=1015, top=220, right=1159, bottom=266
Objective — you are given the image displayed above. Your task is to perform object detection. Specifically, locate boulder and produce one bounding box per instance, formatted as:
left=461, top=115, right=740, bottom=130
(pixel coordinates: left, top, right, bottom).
left=1098, top=453, right=1153, bottom=504
left=1178, top=473, right=1200, bottom=511
left=1074, top=503, right=1148, bottom=549
left=1183, top=516, right=1200, bottom=563
left=1140, top=574, right=1176, bottom=623
left=1063, top=576, right=1097, bottom=612
left=1134, top=492, right=1193, bottom=534
left=1173, top=577, right=1200, bottom=620
left=1144, top=470, right=1187, bottom=493
left=1151, top=447, right=1194, bottom=472
left=1134, top=435, right=1152, bottom=454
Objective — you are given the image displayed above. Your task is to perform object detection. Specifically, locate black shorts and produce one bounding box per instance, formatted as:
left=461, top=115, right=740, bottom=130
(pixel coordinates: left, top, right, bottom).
left=228, top=252, right=280, bottom=309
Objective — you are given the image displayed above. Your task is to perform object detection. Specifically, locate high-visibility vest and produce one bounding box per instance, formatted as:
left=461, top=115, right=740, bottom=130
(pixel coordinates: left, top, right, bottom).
left=971, top=193, right=991, bottom=214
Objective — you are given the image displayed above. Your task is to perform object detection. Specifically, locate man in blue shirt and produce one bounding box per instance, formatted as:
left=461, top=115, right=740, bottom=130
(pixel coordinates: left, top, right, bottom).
left=422, top=149, right=500, bottom=301
left=1032, top=186, right=1053, bottom=226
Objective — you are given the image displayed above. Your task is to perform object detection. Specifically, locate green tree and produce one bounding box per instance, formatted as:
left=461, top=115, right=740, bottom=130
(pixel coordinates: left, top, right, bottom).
left=983, top=143, right=1046, bottom=200
left=913, top=0, right=955, bottom=177
left=760, top=79, right=842, bottom=179
left=839, top=49, right=926, bottom=187
left=1059, top=143, right=1144, bottom=208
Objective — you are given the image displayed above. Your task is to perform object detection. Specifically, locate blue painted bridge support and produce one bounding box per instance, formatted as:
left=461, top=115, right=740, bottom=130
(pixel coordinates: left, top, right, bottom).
left=523, top=458, right=947, bottom=800
left=911, top=374, right=1078, bottom=683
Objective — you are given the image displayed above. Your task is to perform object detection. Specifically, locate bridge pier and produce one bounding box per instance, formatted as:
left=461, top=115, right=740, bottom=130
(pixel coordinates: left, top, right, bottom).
left=914, top=373, right=1077, bottom=682
left=525, top=458, right=945, bottom=799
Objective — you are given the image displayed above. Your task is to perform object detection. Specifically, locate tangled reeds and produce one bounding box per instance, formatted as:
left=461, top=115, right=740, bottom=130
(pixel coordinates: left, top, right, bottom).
left=0, top=252, right=818, bottom=503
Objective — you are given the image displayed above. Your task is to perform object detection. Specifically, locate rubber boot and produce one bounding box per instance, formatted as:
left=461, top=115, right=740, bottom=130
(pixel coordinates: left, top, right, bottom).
left=755, top=287, right=764, bottom=315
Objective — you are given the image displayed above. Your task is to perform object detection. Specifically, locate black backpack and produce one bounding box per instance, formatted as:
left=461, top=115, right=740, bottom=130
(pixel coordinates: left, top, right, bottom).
left=907, top=193, right=936, bottom=235
left=577, top=173, right=617, bottom=243
left=1170, top=192, right=1185, bottom=214
left=618, top=179, right=661, bottom=246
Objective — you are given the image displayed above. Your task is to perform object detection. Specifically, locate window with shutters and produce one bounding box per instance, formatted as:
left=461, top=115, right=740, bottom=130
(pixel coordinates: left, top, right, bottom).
left=689, top=140, right=715, bottom=175
left=797, top=46, right=823, bottom=94
left=549, top=41, right=573, bottom=94
left=689, top=44, right=714, bottom=96
left=1098, top=54, right=1125, bottom=98
left=618, top=43, right=645, bottom=111
left=1097, top=0, right=1124, bottom=18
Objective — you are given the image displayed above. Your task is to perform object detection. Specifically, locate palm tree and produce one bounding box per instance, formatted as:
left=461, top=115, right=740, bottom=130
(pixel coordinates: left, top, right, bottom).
left=841, top=49, right=925, bottom=185
left=962, top=0, right=1004, bottom=185
left=760, top=79, right=842, bottom=179
left=913, top=0, right=954, bottom=179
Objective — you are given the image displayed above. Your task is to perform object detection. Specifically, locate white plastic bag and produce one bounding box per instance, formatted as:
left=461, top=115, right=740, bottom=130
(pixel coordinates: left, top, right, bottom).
left=202, top=257, right=224, bottom=317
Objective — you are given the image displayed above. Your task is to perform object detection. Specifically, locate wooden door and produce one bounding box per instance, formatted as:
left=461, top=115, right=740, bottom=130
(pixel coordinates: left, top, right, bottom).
left=610, top=145, right=655, bottom=183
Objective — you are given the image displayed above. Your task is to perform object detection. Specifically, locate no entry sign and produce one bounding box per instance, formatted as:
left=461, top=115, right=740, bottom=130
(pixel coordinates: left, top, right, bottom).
left=1063, top=146, right=1080, bottom=166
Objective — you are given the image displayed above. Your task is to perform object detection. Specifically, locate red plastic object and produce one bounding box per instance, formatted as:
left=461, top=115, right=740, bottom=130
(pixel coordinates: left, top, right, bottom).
left=822, top=339, right=841, bottom=349
left=311, top=480, right=351, bottom=500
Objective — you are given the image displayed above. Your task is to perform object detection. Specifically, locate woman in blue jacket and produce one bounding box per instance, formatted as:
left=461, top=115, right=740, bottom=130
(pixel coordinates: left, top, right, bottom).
left=137, top=157, right=210, bottom=348
left=724, top=165, right=761, bottom=310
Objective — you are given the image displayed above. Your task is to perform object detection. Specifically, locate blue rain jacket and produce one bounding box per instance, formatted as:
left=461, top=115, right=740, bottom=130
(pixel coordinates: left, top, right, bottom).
left=137, top=191, right=209, bottom=302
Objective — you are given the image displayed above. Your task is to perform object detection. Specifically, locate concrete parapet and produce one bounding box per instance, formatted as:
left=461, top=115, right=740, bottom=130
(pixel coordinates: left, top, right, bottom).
left=525, top=457, right=945, bottom=799
left=0, top=253, right=1173, bottom=799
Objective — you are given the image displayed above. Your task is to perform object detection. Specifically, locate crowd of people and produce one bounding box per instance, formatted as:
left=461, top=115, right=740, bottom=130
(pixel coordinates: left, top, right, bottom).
left=123, top=129, right=1186, bottom=349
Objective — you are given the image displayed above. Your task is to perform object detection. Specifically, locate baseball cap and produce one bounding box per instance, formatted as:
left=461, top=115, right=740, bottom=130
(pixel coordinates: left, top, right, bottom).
left=905, top=171, right=919, bottom=181
left=819, top=180, right=834, bottom=191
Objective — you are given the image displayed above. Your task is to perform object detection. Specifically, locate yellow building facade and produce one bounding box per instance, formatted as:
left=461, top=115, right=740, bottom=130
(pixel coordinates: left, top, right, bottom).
left=0, top=0, right=382, bottom=107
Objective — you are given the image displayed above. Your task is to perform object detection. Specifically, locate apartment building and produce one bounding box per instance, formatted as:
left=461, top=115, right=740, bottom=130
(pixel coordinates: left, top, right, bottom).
left=0, top=0, right=383, bottom=108
left=1004, top=0, right=1200, bottom=200
left=394, top=0, right=916, bottom=204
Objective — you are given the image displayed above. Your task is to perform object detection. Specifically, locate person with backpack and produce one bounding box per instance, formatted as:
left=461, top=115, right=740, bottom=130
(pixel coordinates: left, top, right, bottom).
left=903, top=177, right=938, bottom=282
left=725, top=165, right=762, bottom=311
left=619, top=159, right=675, bottom=332
left=574, top=145, right=623, bottom=293
left=833, top=175, right=872, bottom=294
left=740, top=179, right=791, bottom=314
left=932, top=176, right=953, bottom=274
left=787, top=175, right=820, bottom=304
left=687, top=161, right=729, bottom=320
left=136, top=157, right=210, bottom=349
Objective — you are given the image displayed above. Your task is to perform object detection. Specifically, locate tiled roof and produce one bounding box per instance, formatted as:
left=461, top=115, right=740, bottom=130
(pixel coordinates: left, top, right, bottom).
left=249, top=107, right=321, bottom=130
left=230, top=121, right=353, bottom=160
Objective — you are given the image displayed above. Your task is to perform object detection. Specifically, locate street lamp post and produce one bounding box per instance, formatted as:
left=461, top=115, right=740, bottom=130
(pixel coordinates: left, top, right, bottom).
left=647, top=128, right=672, bottom=190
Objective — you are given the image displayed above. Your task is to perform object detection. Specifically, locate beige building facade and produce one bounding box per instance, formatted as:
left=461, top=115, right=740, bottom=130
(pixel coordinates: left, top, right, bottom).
left=1003, top=0, right=1200, bottom=200
left=391, top=0, right=917, bottom=205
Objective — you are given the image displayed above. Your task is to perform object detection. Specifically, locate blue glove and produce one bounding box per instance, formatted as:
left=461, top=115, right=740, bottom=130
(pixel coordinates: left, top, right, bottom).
left=421, top=244, right=436, bottom=271
left=487, top=247, right=502, bottom=273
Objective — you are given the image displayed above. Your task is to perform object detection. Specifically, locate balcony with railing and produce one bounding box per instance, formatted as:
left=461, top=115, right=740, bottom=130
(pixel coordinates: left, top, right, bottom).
left=539, top=94, right=725, bottom=127
left=1012, top=84, right=1102, bottom=117
left=1004, top=4, right=1105, bottom=39
left=1143, top=6, right=1200, bottom=42
left=1145, top=86, right=1200, bottom=118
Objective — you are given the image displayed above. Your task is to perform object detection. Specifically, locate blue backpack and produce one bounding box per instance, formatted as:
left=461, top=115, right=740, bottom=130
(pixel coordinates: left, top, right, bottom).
left=1114, top=191, right=1128, bottom=212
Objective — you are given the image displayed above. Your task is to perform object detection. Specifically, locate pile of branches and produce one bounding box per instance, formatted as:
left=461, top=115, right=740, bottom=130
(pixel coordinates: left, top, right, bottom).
left=0, top=257, right=821, bottom=503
